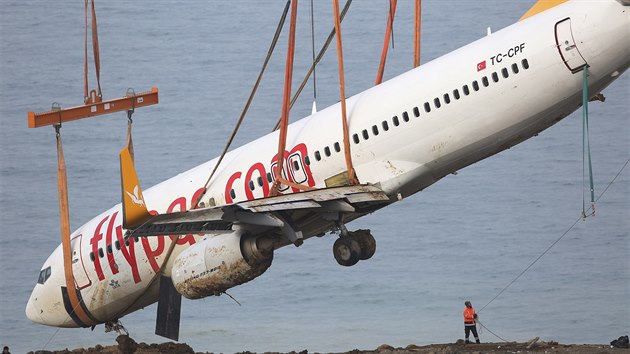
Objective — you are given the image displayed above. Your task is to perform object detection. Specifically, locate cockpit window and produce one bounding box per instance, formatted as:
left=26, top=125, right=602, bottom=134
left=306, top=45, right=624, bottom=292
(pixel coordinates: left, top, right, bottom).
left=37, top=266, right=51, bottom=285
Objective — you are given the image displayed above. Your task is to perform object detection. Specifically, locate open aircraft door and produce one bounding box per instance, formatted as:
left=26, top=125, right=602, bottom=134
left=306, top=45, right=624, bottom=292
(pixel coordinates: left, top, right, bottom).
left=70, top=234, right=92, bottom=290
left=555, top=18, right=588, bottom=73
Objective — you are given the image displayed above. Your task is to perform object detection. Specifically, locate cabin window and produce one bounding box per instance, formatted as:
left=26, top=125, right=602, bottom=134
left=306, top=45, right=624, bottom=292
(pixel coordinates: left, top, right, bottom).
left=289, top=153, right=308, bottom=184
left=444, top=93, right=451, bottom=104
left=453, top=89, right=460, bottom=100
left=434, top=97, right=441, bottom=108
left=90, top=252, right=95, bottom=262
left=382, top=120, right=389, bottom=131
left=134, top=236, right=139, bottom=243
left=257, top=176, right=264, bottom=186
left=482, top=76, right=489, bottom=87
left=98, top=248, right=104, bottom=258
left=372, top=125, right=379, bottom=135
left=392, top=116, right=400, bottom=126
left=511, top=63, right=519, bottom=74
left=522, top=58, right=530, bottom=69
left=502, top=67, right=509, bottom=78
left=472, top=80, right=480, bottom=91
left=492, top=72, right=499, bottom=82
left=315, top=151, right=321, bottom=161
left=362, top=129, right=369, bottom=140
left=304, top=156, right=311, bottom=166
left=324, top=146, right=331, bottom=157
left=424, top=102, right=431, bottom=113
left=248, top=180, right=255, bottom=191
left=125, top=238, right=130, bottom=247
left=353, top=133, right=359, bottom=144
left=115, top=240, right=121, bottom=250
left=402, top=112, right=409, bottom=122
left=230, top=188, right=236, bottom=200
left=413, top=107, right=420, bottom=117
left=463, top=85, right=470, bottom=96
left=107, top=244, right=113, bottom=254
left=334, top=142, right=341, bottom=153
left=37, top=266, right=52, bottom=285
left=266, top=172, right=273, bottom=182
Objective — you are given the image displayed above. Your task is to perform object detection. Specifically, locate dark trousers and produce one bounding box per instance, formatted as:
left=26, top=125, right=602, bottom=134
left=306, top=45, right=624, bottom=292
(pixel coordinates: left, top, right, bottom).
left=464, top=324, right=479, bottom=342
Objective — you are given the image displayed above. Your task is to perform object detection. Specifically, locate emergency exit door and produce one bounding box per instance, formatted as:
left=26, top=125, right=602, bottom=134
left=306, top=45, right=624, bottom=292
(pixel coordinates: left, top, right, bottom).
left=71, top=233, right=92, bottom=290
left=555, top=18, right=588, bottom=73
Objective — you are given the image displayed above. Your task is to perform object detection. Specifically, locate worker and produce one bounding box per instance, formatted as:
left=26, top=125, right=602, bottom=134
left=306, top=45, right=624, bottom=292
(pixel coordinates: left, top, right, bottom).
left=463, top=301, right=480, bottom=344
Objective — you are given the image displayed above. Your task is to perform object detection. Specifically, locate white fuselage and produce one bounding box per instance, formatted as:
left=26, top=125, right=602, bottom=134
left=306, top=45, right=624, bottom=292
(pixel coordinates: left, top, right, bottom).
left=27, top=0, right=630, bottom=329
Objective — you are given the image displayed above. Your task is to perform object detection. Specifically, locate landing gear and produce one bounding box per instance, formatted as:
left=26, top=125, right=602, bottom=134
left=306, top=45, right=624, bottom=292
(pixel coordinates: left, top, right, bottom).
left=352, top=229, right=376, bottom=260
left=332, top=228, right=376, bottom=266
left=333, top=236, right=361, bottom=266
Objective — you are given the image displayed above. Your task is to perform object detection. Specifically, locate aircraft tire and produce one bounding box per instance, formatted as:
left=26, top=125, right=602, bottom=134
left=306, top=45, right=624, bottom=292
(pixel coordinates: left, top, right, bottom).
left=352, top=229, right=376, bottom=260
left=333, top=237, right=361, bottom=267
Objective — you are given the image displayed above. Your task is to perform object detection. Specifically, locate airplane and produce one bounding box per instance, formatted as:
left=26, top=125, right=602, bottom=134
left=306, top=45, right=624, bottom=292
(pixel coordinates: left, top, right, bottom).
left=26, top=0, right=630, bottom=342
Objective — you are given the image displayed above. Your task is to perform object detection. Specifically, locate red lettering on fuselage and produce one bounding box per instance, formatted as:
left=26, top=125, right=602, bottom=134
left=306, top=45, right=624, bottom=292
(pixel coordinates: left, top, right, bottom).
left=85, top=188, right=204, bottom=283
left=142, top=236, right=164, bottom=274
left=90, top=215, right=110, bottom=281
left=225, top=143, right=315, bottom=203
left=105, top=212, right=119, bottom=276
left=111, top=211, right=141, bottom=283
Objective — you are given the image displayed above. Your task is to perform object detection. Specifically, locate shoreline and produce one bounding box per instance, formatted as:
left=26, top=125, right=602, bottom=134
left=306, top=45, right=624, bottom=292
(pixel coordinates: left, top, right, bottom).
left=26, top=335, right=624, bottom=354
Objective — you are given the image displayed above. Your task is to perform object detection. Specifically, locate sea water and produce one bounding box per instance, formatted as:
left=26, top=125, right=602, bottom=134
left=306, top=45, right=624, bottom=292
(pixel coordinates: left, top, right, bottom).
left=1, top=1, right=628, bottom=353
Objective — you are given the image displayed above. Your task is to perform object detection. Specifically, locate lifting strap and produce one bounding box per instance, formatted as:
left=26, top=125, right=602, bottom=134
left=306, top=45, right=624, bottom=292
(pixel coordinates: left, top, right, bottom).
left=333, top=0, right=359, bottom=185
left=272, top=0, right=353, bottom=132
left=271, top=0, right=312, bottom=196
left=582, top=68, right=595, bottom=218
left=191, top=1, right=291, bottom=208
left=55, top=123, right=98, bottom=327
left=376, top=0, right=397, bottom=85
left=414, top=0, right=421, bottom=68
left=84, top=0, right=102, bottom=103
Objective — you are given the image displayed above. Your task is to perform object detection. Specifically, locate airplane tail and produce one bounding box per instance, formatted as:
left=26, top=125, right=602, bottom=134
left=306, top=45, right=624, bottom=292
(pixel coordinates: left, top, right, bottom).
left=519, top=0, right=567, bottom=21
left=120, top=146, right=152, bottom=229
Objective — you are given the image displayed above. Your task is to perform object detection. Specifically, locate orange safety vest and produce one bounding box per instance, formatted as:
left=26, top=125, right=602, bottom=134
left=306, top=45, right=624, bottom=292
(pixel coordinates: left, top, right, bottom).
left=463, top=307, right=476, bottom=325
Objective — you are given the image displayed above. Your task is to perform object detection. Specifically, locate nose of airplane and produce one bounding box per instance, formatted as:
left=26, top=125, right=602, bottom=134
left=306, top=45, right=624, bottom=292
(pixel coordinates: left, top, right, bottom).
left=26, top=248, right=81, bottom=328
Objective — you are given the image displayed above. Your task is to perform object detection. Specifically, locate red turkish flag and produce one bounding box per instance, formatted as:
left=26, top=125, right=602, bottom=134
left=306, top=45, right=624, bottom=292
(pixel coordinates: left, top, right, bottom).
left=477, top=60, right=486, bottom=72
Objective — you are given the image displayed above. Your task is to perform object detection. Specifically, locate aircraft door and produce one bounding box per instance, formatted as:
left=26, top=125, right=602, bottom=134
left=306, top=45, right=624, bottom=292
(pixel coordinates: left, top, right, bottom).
left=554, top=18, right=588, bottom=73
left=71, top=234, right=92, bottom=290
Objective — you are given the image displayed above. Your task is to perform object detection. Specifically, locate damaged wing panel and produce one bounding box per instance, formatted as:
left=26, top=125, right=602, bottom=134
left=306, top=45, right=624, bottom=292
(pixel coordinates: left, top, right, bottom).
left=128, top=184, right=391, bottom=238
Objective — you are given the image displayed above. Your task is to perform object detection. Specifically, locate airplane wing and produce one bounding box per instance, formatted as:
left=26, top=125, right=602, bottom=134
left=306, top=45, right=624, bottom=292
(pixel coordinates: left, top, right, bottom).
left=128, top=184, right=392, bottom=244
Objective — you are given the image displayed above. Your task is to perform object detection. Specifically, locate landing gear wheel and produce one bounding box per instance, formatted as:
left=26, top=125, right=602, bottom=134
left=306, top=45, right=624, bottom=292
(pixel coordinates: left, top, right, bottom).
left=333, top=237, right=361, bottom=267
left=352, top=229, right=376, bottom=260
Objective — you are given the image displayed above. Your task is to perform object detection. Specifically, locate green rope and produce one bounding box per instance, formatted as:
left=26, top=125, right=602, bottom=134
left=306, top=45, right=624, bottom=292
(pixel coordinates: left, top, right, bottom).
left=582, top=68, right=595, bottom=218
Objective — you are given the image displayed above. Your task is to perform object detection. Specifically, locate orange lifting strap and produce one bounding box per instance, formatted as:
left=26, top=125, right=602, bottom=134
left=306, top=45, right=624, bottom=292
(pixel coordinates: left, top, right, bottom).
left=414, top=0, right=422, bottom=68
left=376, top=0, right=397, bottom=85
left=270, top=0, right=315, bottom=196
left=376, top=0, right=422, bottom=84
left=26, top=0, right=157, bottom=327
left=333, top=0, right=359, bottom=185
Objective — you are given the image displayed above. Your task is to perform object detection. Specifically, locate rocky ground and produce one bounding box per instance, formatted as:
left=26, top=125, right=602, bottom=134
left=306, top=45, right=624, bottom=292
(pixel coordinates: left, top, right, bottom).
left=27, top=336, right=627, bottom=354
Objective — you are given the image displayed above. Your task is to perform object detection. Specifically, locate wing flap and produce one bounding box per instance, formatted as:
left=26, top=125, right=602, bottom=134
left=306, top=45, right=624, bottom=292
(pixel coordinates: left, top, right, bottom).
left=127, top=184, right=391, bottom=238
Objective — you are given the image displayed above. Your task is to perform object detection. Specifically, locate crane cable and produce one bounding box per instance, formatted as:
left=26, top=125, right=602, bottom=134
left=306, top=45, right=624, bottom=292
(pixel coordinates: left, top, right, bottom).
left=478, top=158, right=629, bottom=314
left=310, top=0, right=318, bottom=114
left=582, top=68, right=595, bottom=218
